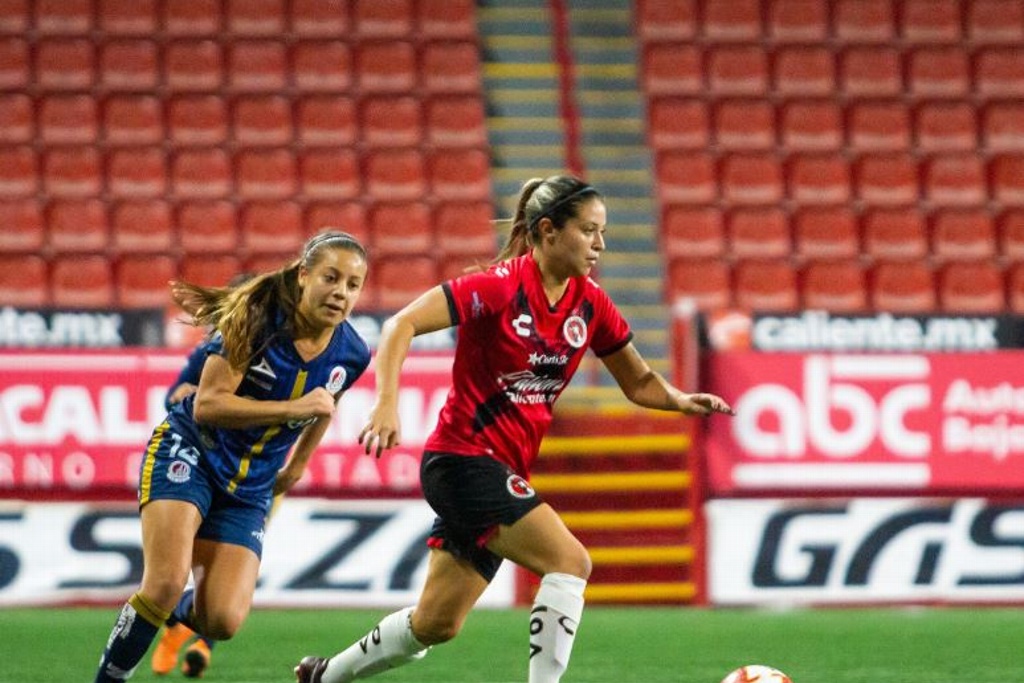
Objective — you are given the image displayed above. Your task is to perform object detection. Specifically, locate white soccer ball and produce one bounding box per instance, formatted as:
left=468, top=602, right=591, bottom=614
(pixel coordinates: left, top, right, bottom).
left=720, top=664, right=793, bottom=683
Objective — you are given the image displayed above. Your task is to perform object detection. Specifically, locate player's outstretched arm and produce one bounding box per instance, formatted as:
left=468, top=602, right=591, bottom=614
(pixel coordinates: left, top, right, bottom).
left=600, top=342, right=734, bottom=416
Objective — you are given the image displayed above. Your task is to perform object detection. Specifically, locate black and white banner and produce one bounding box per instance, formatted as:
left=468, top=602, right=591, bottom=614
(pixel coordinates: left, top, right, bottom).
left=0, top=499, right=514, bottom=607
left=707, top=498, right=1024, bottom=605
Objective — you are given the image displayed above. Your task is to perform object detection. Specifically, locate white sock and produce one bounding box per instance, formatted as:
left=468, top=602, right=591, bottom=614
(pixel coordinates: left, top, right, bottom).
left=321, top=607, right=429, bottom=683
left=528, top=573, right=587, bottom=683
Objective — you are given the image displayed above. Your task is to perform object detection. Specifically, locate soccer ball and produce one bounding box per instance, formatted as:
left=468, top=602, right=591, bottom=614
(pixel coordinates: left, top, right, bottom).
left=720, top=664, right=792, bottom=683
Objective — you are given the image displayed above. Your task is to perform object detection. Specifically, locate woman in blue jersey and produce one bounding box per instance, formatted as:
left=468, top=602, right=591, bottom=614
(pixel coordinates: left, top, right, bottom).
left=94, top=231, right=371, bottom=683
left=295, top=177, right=733, bottom=683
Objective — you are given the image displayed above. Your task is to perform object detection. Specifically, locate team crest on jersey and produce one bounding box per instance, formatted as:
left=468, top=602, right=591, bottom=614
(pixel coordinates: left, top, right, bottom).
left=506, top=474, right=535, bottom=499
left=562, top=315, right=587, bottom=348
left=167, top=460, right=191, bottom=484
left=327, top=365, right=347, bottom=394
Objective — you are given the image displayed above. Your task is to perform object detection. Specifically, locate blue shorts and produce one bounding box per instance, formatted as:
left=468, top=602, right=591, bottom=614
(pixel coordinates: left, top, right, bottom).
left=138, top=421, right=270, bottom=558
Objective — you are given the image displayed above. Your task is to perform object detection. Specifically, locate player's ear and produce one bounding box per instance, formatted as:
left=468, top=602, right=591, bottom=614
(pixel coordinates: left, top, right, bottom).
left=537, top=217, right=557, bottom=243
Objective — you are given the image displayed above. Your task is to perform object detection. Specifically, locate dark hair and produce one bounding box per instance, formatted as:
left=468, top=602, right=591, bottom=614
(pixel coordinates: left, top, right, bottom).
left=494, top=175, right=602, bottom=262
left=172, top=230, right=367, bottom=370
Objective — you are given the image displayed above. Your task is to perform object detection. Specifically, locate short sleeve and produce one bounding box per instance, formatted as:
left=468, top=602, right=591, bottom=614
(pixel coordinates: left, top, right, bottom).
left=443, top=267, right=517, bottom=324
left=588, top=285, right=633, bottom=357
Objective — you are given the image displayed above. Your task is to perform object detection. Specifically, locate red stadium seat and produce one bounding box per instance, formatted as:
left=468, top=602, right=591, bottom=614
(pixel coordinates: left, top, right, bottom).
left=364, top=148, right=428, bottom=200
left=833, top=0, right=895, bottom=43
left=300, top=148, right=360, bottom=200
left=648, top=98, right=708, bottom=150
left=707, top=46, right=769, bottom=96
left=292, top=41, right=353, bottom=92
left=907, top=47, right=970, bottom=98
left=99, top=39, right=159, bottom=91
left=38, top=94, right=98, bottom=145
left=0, top=199, right=43, bottom=252
left=923, top=155, right=987, bottom=206
left=983, top=103, right=1024, bottom=153
left=0, top=38, right=29, bottom=90
left=164, top=40, right=223, bottom=92
left=177, top=200, right=238, bottom=254
left=435, top=202, right=496, bottom=257
left=642, top=44, right=702, bottom=96
left=728, top=208, right=790, bottom=259
left=666, top=258, right=731, bottom=311
left=178, top=255, right=243, bottom=289
left=839, top=47, right=902, bottom=97
left=107, top=147, right=166, bottom=199
left=232, top=95, right=293, bottom=147
left=99, top=0, right=158, bottom=36
left=968, top=0, right=1024, bottom=45
left=168, top=95, right=228, bottom=146
left=51, top=255, right=115, bottom=309
left=975, top=49, right=1024, bottom=98
left=171, top=148, right=232, bottom=199
left=1001, top=211, right=1024, bottom=262
left=863, top=209, right=928, bottom=260
left=793, top=207, right=859, bottom=259
left=111, top=199, right=174, bottom=254
left=0, top=0, right=28, bottom=34
left=428, top=148, right=490, bottom=201
left=425, top=96, right=487, bottom=148
left=803, top=259, right=868, bottom=312
left=0, top=93, right=32, bottom=144
left=772, top=46, right=834, bottom=97
left=719, top=154, right=784, bottom=205
left=0, top=146, right=37, bottom=198
left=418, top=0, right=477, bottom=40
left=855, top=155, right=918, bottom=206
left=42, top=147, right=102, bottom=198
left=438, top=254, right=490, bottom=282
left=104, top=95, right=163, bottom=145
left=780, top=100, right=842, bottom=152
left=240, top=201, right=304, bottom=254
left=361, top=96, right=423, bottom=148
left=734, top=259, right=799, bottom=311
left=662, top=206, right=725, bottom=259
left=235, top=149, right=297, bottom=200
left=35, top=38, right=94, bottom=90
left=291, top=0, right=349, bottom=37
left=713, top=101, right=775, bottom=152
left=228, top=41, right=287, bottom=92
left=847, top=101, right=911, bottom=153
left=163, top=0, right=221, bottom=36
left=305, top=202, right=368, bottom=246
left=375, top=256, right=438, bottom=310
left=115, top=255, right=177, bottom=308
left=915, top=102, right=977, bottom=153
left=36, top=0, right=92, bottom=34
left=226, top=0, right=285, bottom=36
left=296, top=95, right=356, bottom=146
left=932, top=210, right=997, bottom=261
left=787, top=154, right=851, bottom=205
left=0, top=254, right=48, bottom=307
left=635, top=0, right=698, bottom=42
left=768, top=0, right=828, bottom=42
left=991, top=155, right=1024, bottom=206
left=871, top=261, right=936, bottom=313
left=939, top=262, right=1005, bottom=313
left=422, top=41, right=482, bottom=94
left=703, top=0, right=761, bottom=41
left=48, top=199, right=108, bottom=252
left=370, top=201, right=433, bottom=256
left=656, top=152, right=716, bottom=204
left=900, top=0, right=962, bottom=43
left=1010, top=263, right=1024, bottom=313
left=353, top=0, right=414, bottom=38
left=354, top=40, right=417, bottom=93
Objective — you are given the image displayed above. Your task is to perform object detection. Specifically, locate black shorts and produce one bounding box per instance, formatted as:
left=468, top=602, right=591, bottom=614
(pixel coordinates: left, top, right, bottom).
left=420, top=451, right=544, bottom=582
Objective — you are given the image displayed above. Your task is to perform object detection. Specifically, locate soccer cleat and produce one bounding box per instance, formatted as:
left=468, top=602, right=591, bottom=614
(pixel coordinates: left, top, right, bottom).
left=294, top=656, right=329, bottom=683
left=152, top=623, right=195, bottom=675
left=182, top=639, right=211, bottom=678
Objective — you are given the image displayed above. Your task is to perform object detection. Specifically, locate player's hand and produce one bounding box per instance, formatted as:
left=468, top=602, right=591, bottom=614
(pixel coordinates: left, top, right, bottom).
left=678, top=392, right=734, bottom=417
left=167, top=382, right=197, bottom=406
left=290, top=387, right=336, bottom=420
left=358, top=401, right=401, bottom=459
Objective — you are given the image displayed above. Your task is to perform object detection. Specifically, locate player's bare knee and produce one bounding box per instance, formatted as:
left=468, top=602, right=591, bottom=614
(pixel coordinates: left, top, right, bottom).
left=140, top=575, right=188, bottom=612
left=554, top=547, right=592, bottom=580
left=201, top=608, right=247, bottom=641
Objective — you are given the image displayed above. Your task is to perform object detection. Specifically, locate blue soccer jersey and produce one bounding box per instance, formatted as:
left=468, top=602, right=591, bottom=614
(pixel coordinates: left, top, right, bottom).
left=144, top=319, right=370, bottom=503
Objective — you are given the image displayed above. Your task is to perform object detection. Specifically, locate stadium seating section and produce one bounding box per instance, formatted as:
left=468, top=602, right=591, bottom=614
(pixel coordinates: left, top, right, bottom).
left=0, top=0, right=488, bottom=312
left=643, top=0, right=1024, bottom=313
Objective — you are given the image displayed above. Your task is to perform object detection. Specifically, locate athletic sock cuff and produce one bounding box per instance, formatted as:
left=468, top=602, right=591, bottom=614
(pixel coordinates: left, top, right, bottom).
left=129, top=592, right=171, bottom=627
left=536, top=573, right=586, bottom=622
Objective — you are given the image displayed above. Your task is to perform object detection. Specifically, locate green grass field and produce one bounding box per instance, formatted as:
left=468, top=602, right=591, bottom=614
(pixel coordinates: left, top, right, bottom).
left=6, top=606, right=1019, bottom=682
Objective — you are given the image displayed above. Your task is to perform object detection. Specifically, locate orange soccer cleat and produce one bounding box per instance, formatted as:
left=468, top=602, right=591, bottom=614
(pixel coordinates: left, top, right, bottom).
left=152, top=623, right=195, bottom=675
left=182, top=638, right=212, bottom=678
